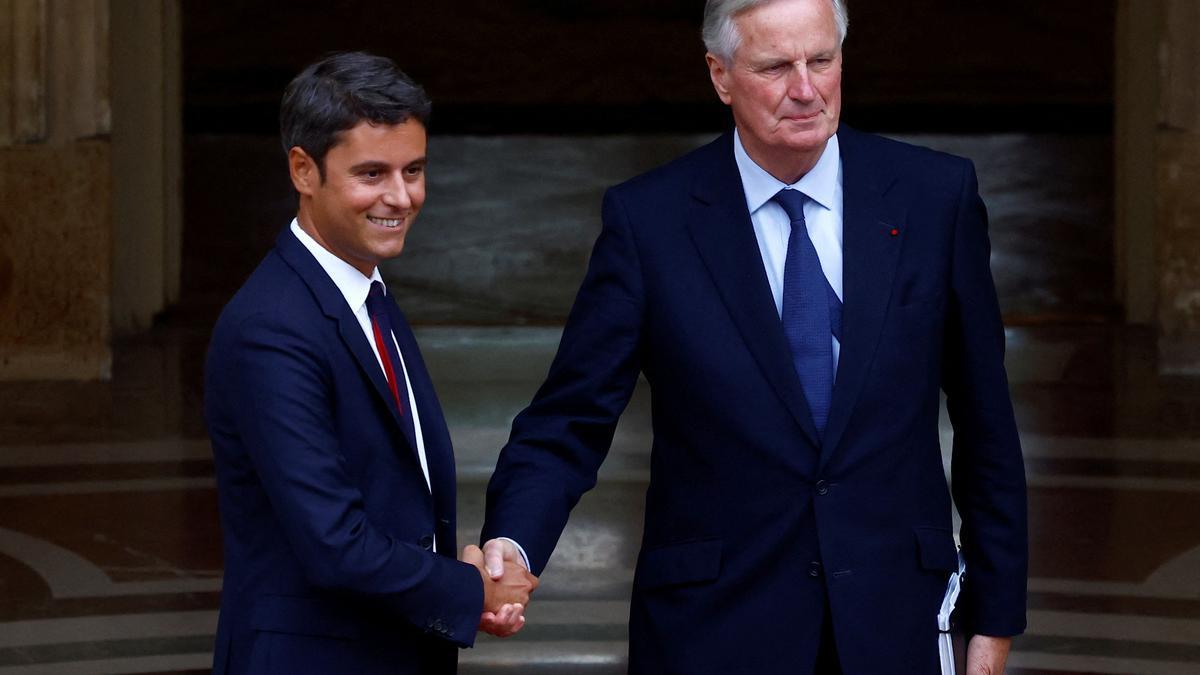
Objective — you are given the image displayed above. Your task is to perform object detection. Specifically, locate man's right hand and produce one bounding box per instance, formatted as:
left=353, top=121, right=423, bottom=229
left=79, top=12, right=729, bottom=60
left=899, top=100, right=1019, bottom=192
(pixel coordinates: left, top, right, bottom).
left=462, top=544, right=539, bottom=637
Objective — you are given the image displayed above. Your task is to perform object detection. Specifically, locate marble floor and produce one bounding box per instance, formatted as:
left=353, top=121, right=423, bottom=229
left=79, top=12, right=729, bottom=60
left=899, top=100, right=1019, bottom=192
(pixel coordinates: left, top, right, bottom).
left=1, top=322, right=1197, bottom=674
left=2, top=133, right=1196, bottom=674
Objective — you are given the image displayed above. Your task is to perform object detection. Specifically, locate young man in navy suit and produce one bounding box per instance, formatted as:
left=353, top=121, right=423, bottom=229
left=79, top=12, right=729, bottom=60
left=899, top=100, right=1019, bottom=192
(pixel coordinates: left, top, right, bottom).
left=205, top=52, right=536, bottom=674
left=479, top=1, right=1027, bottom=673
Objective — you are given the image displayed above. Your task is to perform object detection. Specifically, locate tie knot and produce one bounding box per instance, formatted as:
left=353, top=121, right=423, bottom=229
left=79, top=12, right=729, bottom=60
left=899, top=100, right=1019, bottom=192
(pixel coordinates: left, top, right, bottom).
left=772, top=188, right=807, bottom=223
left=366, top=280, right=387, bottom=316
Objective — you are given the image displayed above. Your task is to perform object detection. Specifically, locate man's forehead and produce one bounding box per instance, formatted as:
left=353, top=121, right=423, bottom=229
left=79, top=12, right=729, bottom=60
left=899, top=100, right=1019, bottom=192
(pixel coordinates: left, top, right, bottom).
left=735, top=33, right=840, bottom=63
left=332, top=120, right=426, bottom=147
left=724, top=0, right=840, bottom=39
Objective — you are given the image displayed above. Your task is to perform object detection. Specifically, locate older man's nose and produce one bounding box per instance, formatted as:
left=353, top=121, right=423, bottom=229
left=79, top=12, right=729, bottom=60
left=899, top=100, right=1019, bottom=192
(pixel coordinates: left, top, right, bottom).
left=786, top=64, right=817, bottom=102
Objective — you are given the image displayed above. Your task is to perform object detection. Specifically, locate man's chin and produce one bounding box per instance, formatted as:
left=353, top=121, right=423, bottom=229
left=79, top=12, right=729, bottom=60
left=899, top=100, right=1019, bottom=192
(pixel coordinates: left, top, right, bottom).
left=382, top=242, right=407, bottom=260
left=778, top=129, right=833, bottom=153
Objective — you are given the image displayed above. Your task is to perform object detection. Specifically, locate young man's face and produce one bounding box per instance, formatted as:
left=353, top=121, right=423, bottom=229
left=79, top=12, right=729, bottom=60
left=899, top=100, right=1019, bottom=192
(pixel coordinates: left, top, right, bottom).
left=291, top=118, right=427, bottom=276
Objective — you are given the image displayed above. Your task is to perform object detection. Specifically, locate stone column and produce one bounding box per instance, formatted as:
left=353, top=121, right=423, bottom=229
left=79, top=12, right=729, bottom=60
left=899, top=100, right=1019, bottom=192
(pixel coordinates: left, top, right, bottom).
left=110, top=0, right=182, bottom=334
left=1114, top=0, right=1160, bottom=326
left=1156, top=0, right=1200, bottom=373
left=1116, top=0, right=1200, bottom=374
left=0, top=0, right=113, bottom=380
left=0, top=0, right=181, bottom=380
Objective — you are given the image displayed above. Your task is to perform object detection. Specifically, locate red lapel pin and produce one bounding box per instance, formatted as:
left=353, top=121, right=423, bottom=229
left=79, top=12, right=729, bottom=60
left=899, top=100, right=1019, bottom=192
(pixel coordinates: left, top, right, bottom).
left=889, top=227, right=899, bottom=237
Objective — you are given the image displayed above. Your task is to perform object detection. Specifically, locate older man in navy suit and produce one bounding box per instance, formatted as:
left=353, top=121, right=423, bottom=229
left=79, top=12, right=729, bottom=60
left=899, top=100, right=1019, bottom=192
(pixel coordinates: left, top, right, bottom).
left=479, top=1, right=1027, bottom=673
left=205, top=52, right=536, bottom=674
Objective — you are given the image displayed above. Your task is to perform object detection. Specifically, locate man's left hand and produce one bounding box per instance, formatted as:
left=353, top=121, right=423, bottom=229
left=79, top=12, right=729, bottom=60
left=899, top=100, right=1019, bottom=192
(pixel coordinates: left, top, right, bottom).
left=965, top=634, right=1011, bottom=675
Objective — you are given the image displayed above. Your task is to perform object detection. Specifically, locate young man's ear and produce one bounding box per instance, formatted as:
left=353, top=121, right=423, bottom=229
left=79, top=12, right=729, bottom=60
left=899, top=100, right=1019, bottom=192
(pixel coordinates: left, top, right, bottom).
left=288, top=147, right=319, bottom=195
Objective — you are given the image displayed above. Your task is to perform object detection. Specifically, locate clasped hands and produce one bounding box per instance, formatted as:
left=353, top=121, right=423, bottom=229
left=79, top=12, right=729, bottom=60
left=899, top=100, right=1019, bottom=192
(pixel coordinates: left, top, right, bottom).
left=462, top=538, right=538, bottom=637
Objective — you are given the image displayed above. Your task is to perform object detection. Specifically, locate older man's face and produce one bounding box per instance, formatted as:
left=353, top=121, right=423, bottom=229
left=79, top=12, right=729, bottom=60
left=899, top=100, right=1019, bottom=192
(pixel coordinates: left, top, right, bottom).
left=708, top=0, right=842, bottom=178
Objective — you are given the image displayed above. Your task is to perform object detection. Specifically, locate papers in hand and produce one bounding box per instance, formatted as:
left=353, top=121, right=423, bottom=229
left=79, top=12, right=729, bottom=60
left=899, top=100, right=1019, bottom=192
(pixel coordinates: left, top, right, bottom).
left=938, top=550, right=967, bottom=675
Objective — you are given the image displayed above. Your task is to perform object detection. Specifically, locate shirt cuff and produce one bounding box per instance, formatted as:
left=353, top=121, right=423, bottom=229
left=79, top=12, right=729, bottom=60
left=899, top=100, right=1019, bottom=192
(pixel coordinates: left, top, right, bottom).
left=495, top=537, right=531, bottom=571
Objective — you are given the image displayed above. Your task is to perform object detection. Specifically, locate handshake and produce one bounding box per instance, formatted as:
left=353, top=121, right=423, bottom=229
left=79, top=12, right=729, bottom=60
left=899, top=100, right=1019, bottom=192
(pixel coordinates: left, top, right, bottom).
left=461, top=538, right=539, bottom=638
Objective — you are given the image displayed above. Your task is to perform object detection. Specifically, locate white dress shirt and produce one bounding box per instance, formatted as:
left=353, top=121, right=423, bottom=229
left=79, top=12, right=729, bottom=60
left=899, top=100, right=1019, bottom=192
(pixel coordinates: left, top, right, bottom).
left=733, top=129, right=844, bottom=369
left=290, top=219, right=434, bottom=504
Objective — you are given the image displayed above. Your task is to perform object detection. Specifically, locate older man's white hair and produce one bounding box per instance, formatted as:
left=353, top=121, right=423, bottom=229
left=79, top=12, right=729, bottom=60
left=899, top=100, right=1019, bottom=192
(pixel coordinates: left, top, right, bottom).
left=702, top=0, right=849, bottom=62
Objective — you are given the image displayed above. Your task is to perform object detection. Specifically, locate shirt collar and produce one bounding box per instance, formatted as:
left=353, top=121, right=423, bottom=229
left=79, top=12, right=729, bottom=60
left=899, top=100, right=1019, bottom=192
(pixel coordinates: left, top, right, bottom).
left=289, top=218, right=385, bottom=313
left=733, top=129, right=841, bottom=214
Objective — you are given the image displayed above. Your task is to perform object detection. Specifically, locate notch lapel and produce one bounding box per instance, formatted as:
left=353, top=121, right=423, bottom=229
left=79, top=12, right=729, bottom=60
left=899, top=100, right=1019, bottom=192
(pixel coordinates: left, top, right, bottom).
left=336, top=311, right=420, bottom=451
left=274, top=228, right=421, bottom=460
left=685, top=135, right=822, bottom=449
left=819, top=130, right=906, bottom=469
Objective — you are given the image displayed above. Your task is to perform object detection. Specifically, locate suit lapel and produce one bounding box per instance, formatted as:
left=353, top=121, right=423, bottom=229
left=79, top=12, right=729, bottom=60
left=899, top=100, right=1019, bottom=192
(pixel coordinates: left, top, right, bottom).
left=685, top=134, right=822, bottom=449
left=274, top=229, right=420, bottom=460
left=819, top=128, right=906, bottom=469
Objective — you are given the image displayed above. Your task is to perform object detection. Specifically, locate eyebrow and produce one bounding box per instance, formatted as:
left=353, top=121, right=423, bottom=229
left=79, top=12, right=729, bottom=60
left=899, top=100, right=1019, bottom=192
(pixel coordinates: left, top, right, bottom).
left=747, top=46, right=839, bottom=64
left=347, top=158, right=427, bottom=173
left=348, top=161, right=389, bottom=173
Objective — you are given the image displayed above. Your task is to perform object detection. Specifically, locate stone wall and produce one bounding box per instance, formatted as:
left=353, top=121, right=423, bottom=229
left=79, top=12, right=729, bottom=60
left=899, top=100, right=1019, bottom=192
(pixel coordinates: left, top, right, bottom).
left=182, top=0, right=1115, bottom=134
left=1158, top=132, right=1200, bottom=372
left=0, top=142, right=112, bottom=379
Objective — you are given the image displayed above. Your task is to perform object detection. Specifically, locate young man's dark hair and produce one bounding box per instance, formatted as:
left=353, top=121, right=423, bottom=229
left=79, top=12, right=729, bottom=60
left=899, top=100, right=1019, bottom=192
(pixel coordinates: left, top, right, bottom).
left=279, top=51, right=431, bottom=180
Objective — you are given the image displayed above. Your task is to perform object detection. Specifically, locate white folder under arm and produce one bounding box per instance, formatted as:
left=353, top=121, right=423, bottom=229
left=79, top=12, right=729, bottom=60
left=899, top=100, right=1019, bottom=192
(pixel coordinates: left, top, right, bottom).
left=938, top=550, right=967, bottom=675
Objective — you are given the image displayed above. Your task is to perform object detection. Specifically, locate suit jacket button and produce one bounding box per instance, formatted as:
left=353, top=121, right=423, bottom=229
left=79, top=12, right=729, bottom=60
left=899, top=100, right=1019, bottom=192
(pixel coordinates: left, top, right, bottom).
left=809, top=561, right=822, bottom=578
left=419, top=535, right=434, bottom=550
left=815, top=480, right=829, bottom=496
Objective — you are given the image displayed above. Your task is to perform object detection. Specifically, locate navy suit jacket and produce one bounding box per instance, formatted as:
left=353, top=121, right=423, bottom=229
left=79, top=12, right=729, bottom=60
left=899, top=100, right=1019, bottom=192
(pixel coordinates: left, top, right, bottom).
left=205, top=228, right=482, bottom=674
left=483, top=127, right=1027, bottom=674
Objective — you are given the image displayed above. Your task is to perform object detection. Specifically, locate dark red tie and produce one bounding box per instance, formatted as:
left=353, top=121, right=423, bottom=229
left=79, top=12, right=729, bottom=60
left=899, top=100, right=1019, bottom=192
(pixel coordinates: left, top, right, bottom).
left=365, top=281, right=417, bottom=447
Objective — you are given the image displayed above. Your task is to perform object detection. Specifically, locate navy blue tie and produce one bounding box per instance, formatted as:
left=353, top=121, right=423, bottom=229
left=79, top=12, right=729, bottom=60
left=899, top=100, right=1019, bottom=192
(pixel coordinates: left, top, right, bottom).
left=773, top=189, right=839, bottom=435
left=366, top=281, right=418, bottom=450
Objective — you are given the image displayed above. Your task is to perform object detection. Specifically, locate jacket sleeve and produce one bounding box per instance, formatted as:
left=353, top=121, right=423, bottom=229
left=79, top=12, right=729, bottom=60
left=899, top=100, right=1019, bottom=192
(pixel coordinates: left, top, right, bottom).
left=481, top=188, right=646, bottom=574
left=942, top=159, right=1029, bottom=637
left=226, top=310, right=484, bottom=647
